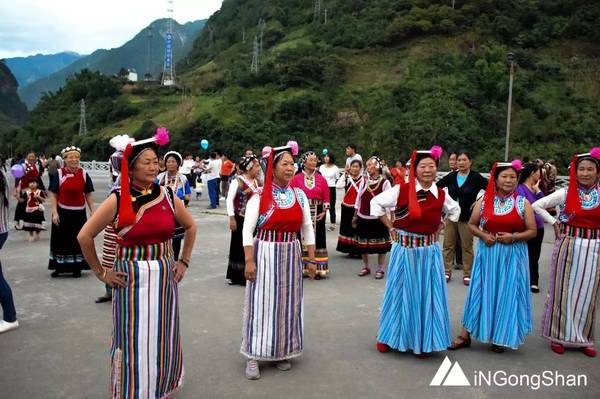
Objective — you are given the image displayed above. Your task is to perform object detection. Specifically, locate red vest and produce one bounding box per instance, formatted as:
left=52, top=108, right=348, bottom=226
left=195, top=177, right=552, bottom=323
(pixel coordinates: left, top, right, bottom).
left=342, top=177, right=363, bottom=206
left=482, top=193, right=526, bottom=234
left=57, top=168, right=87, bottom=209
left=117, top=188, right=176, bottom=246
left=393, top=183, right=445, bottom=234
left=260, top=190, right=304, bottom=232
left=566, top=187, right=600, bottom=229
left=359, top=178, right=386, bottom=216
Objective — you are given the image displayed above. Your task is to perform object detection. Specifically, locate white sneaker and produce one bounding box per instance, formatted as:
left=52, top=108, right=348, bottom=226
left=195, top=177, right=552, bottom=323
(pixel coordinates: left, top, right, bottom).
left=245, top=360, right=260, bottom=380
left=0, top=320, right=19, bottom=334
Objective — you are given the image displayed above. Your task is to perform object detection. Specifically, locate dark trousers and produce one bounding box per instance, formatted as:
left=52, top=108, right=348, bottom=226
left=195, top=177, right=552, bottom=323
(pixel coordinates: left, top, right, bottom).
left=0, top=232, right=17, bottom=322
left=207, top=178, right=220, bottom=208
left=328, top=186, right=337, bottom=224
left=527, top=228, right=544, bottom=286
left=173, top=236, right=182, bottom=261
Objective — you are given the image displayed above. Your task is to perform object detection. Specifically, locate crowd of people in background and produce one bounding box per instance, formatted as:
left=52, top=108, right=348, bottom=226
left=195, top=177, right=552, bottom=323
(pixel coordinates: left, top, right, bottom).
left=0, top=138, right=598, bottom=394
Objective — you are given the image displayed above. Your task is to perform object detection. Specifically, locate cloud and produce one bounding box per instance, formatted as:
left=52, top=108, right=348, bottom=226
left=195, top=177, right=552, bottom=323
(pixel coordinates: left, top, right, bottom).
left=0, top=0, right=222, bottom=58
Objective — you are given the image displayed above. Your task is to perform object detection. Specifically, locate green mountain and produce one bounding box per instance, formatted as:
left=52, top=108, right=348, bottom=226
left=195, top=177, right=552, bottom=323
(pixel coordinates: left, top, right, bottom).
left=6, top=1, right=600, bottom=170
left=18, top=19, right=206, bottom=109
left=0, top=60, right=28, bottom=135
left=4, top=52, right=83, bottom=87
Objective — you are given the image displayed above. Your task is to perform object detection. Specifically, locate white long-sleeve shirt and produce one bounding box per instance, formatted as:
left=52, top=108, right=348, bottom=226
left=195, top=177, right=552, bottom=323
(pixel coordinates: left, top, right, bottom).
left=226, top=177, right=259, bottom=216
left=370, top=182, right=461, bottom=223
left=531, top=187, right=566, bottom=225
left=242, top=190, right=315, bottom=246
left=319, top=164, right=341, bottom=187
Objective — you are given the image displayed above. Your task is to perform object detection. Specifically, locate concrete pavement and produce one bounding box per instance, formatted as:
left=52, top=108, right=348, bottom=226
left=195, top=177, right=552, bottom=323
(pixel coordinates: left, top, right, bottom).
left=0, top=174, right=598, bottom=398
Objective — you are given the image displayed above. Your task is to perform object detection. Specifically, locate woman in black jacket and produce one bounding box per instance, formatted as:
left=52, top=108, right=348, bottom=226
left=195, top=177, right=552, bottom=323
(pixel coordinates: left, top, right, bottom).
left=437, top=150, right=488, bottom=285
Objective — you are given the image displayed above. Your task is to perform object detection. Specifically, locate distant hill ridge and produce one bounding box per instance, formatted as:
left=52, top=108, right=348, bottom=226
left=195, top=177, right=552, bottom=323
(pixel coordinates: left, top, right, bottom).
left=4, top=52, right=83, bottom=87
left=18, top=18, right=206, bottom=109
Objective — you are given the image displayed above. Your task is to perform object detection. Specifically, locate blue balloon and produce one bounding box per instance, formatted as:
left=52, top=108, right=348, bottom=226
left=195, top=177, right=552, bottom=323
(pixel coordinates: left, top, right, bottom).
left=200, top=139, right=209, bottom=150
left=322, top=148, right=328, bottom=155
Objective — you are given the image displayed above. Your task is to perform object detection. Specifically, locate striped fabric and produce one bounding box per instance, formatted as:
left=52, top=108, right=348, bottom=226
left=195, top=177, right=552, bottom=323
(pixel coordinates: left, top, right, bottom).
left=256, top=229, right=297, bottom=242
left=542, top=233, right=600, bottom=346
left=302, top=199, right=328, bottom=277
left=111, top=241, right=183, bottom=399
left=560, top=224, right=600, bottom=240
left=377, top=230, right=451, bottom=354
left=462, top=240, right=532, bottom=349
left=241, top=238, right=304, bottom=361
left=393, top=230, right=438, bottom=248
left=101, top=225, right=118, bottom=270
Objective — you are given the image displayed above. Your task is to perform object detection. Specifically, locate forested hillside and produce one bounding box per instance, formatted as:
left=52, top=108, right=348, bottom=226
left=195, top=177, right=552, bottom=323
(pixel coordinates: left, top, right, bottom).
left=3, top=1, right=599, bottom=170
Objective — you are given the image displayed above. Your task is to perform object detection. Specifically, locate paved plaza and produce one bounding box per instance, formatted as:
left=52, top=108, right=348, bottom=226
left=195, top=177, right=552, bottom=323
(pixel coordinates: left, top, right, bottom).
left=0, top=174, right=598, bottom=399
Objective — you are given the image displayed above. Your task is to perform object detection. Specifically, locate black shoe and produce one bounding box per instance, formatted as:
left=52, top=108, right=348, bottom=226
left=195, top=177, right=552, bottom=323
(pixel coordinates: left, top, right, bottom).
left=531, top=285, right=540, bottom=293
left=73, top=270, right=82, bottom=278
left=491, top=344, right=505, bottom=353
left=51, top=271, right=59, bottom=278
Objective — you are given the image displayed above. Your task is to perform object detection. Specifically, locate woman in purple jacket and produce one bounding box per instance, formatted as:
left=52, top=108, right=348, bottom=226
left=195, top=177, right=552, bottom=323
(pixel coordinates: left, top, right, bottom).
left=516, top=162, right=545, bottom=293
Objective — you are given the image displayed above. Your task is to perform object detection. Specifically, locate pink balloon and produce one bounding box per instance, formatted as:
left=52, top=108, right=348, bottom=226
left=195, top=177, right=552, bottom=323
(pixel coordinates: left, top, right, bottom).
left=11, top=164, right=25, bottom=179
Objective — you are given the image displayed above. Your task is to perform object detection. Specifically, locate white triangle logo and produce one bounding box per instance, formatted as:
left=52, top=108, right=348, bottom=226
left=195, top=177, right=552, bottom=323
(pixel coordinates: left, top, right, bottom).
left=430, top=356, right=471, bottom=386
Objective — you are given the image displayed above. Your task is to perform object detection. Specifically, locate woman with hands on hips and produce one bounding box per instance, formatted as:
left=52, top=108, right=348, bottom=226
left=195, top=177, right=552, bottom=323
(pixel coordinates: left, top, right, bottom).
left=77, top=129, right=197, bottom=399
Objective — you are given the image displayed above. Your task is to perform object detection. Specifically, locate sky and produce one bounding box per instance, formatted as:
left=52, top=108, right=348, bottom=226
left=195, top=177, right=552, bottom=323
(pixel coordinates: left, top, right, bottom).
left=0, top=0, right=223, bottom=59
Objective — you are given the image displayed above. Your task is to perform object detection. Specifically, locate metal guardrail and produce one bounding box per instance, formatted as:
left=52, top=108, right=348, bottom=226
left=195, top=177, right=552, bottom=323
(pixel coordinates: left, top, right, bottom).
left=81, top=161, right=570, bottom=188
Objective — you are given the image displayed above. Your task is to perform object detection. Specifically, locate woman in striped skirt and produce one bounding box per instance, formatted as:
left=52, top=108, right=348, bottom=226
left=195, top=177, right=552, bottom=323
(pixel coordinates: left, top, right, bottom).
left=450, top=160, right=537, bottom=353
left=371, top=146, right=460, bottom=357
left=78, top=129, right=197, bottom=398
left=335, top=159, right=364, bottom=257
left=241, top=142, right=316, bottom=380
left=532, top=148, right=600, bottom=357
left=291, top=151, right=330, bottom=278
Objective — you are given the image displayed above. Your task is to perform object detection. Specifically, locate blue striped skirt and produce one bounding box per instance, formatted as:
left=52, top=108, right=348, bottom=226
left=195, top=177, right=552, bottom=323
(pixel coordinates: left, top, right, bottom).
left=377, top=230, right=451, bottom=354
left=241, top=234, right=304, bottom=360
left=111, top=241, right=183, bottom=399
left=462, top=240, right=532, bottom=349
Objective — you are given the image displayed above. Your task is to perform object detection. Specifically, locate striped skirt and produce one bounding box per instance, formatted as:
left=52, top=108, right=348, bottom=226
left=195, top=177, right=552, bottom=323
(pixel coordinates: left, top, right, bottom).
left=462, top=240, right=532, bottom=349
left=241, top=230, right=304, bottom=360
left=542, top=226, right=600, bottom=347
left=302, top=199, right=328, bottom=277
left=377, top=230, right=451, bottom=354
left=111, top=241, right=183, bottom=399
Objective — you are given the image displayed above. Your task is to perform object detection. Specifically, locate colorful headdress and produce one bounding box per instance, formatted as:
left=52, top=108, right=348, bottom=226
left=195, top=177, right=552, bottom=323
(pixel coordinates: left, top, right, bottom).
left=565, top=147, right=600, bottom=215
left=482, top=159, right=523, bottom=219
left=163, top=151, right=183, bottom=166
left=300, top=151, right=317, bottom=169
left=239, top=155, right=258, bottom=172
left=259, top=140, right=299, bottom=214
left=109, top=135, right=135, bottom=175
left=117, top=127, right=170, bottom=228
left=407, top=145, right=443, bottom=219
left=61, top=146, right=81, bottom=158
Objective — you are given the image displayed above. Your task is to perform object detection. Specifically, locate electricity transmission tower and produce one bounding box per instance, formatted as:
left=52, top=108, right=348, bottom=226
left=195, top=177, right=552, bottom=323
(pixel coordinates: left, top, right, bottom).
left=258, top=19, right=266, bottom=53
left=250, top=36, right=259, bottom=73
left=161, top=0, right=175, bottom=86
left=78, top=99, right=87, bottom=136
left=208, top=25, right=215, bottom=48
left=145, top=27, right=153, bottom=81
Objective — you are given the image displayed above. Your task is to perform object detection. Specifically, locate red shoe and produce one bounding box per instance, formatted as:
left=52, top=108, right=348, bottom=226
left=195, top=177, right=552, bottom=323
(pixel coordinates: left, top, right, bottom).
left=358, top=267, right=371, bottom=277
left=550, top=342, right=565, bottom=354
left=581, top=346, right=597, bottom=357
left=463, top=277, right=471, bottom=286
left=376, top=342, right=390, bottom=353
left=445, top=273, right=451, bottom=283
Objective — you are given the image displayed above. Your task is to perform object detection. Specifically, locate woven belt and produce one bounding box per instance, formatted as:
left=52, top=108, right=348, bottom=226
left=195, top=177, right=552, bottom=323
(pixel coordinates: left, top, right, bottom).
left=117, top=241, right=172, bottom=261
left=392, top=229, right=438, bottom=248
left=256, top=229, right=298, bottom=242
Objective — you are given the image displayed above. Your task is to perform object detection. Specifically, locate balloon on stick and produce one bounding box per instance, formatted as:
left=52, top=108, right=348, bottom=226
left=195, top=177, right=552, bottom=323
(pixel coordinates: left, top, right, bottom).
left=322, top=148, right=329, bottom=155
left=200, top=139, right=209, bottom=150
